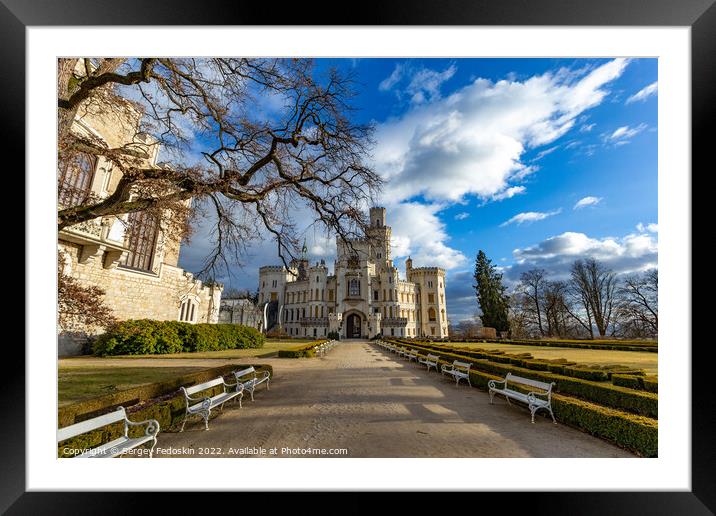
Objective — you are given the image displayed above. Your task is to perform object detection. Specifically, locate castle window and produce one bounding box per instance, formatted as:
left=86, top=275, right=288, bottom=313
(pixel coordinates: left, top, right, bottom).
left=349, top=279, right=360, bottom=297
left=316, top=275, right=320, bottom=282
left=179, top=298, right=198, bottom=323
left=373, top=290, right=379, bottom=300
left=120, top=211, right=159, bottom=272
left=428, top=293, right=435, bottom=304
left=428, top=307, right=437, bottom=321
left=58, top=152, right=96, bottom=207
left=328, top=289, right=334, bottom=301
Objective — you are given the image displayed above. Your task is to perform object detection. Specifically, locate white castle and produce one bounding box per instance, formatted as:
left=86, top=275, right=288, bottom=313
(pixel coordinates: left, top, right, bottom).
left=258, top=207, right=448, bottom=339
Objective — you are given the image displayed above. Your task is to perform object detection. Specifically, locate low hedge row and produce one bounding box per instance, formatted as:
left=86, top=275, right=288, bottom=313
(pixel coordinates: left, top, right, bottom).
left=400, top=340, right=648, bottom=384
left=385, top=346, right=658, bottom=457
left=58, top=363, right=273, bottom=457
left=93, top=320, right=265, bottom=356
left=385, top=338, right=658, bottom=418
left=409, top=337, right=657, bottom=353
left=612, top=374, right=659, bottom=393
left=277, top=340, right=329, bottom=358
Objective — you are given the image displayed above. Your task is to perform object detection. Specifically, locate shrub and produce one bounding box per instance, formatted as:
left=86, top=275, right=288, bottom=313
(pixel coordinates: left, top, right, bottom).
left=277, top=340, right=328, bottom=358
left=642, top=376, right=658, bottom=393
left=612, top=374, right=643, bottom=390
left=328, top=331, right=340, bottom=340
left=93, top=320, right=265, bottom=356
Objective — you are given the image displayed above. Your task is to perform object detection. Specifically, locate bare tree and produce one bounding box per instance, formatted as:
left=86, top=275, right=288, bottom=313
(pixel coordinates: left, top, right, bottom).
left=568, top=258, right=618, bottom=337
left=615, top=269, right=658, bottom=338
left=58, top=58, right=381, bottom=278
left=516, top=268, right=547, bottom=336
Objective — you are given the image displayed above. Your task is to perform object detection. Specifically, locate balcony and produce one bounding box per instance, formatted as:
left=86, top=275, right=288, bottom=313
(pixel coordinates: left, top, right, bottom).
left=381, top=318, right=408, bottom=327
left=59, top=215, right=128, bottom=269
left=299, top=317, right=329, bottom=327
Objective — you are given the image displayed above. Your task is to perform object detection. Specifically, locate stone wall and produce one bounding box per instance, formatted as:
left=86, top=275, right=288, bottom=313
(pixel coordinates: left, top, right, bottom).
left=58, top=241, right=221, bottom=356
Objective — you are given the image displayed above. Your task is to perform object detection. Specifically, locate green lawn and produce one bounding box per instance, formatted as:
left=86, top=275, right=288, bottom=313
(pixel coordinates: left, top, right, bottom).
left=68, top=340, right=306, bottom=360
left=58, top=366, right=206, bottom=406
left=453, top=342, right=658, bottom=375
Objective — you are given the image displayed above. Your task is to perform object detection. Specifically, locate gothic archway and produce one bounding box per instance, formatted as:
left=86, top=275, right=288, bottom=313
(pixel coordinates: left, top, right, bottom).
left=345, top=312, right=363, bottom=338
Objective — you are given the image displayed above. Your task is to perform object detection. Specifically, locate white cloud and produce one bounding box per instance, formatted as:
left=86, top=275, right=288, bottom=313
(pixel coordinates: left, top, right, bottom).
left=507, top=229, right=658, bottom=281
left=379, top=63, right=405, bottom=91
left=534, top=146, right=559, bottom=160
left=374, top=58, right=630, bottom=204
left=491, top=185, right=526, bottom=201
left=636, top=222, right=658, bottom=233
left=574, top=196, right=602, bottom=209
left=500, top=209, right=562, bottom=227
left=626, top=81, right=658, bottom=104
left=405, top=65, right=457, bottom=104
left=580, top=123, right=595, bottom=132
left=386, top=202, right=467, bottom=271
left=604, top=123, right=647, bottom=145
left=454, top=212, right=470, bottom=220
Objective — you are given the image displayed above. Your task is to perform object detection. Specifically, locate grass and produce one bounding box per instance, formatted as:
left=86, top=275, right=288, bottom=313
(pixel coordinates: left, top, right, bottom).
left=64, top=340, right=306, bottom=361
left=58, top=366, right=205, bottom=406
left=57, top=340, right=305, bottom=405
left=453, top=343, right=658, bottom=375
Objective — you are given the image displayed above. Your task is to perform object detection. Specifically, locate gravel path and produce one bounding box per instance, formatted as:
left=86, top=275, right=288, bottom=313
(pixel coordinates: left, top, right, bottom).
left=153, top=340, right=634, bottom=458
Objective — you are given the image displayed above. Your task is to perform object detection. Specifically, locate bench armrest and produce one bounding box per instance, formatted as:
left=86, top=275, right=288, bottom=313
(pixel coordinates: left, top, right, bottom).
left=441, top=364, right=454, bottom=372
left=125, top=417, right=160, bottom=437
left=527, top=390, right=550, bottom=402
left=259, top=370, right=271, bottom=380
left=488, top=379, right=506, bottom=389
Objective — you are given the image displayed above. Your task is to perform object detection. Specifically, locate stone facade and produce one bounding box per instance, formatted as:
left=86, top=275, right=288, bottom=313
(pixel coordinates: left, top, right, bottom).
left=58, top=61, right=221, bottom=356
left=218, top=298, right=263, bottom=330
left=258, top=207, right=449, bottom=339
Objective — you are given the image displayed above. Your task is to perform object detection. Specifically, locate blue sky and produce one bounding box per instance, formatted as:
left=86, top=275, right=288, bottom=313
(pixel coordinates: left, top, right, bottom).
left=178, top=58, right=658, bottom=322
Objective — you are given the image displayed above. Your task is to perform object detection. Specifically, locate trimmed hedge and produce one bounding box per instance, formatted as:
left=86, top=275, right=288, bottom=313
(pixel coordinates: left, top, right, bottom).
left=642, top=376, right=658, bottom=393
left=612, top=374, right=643, bottom=390
left=58, top=363, right=273, bottom=457
left=385, top=338, right=658, bottom=418
left=278, top=339, right=329, bottom=358
left=93, top=320, right=265, bottom=356
left=413, top=337, right=657, bottom=353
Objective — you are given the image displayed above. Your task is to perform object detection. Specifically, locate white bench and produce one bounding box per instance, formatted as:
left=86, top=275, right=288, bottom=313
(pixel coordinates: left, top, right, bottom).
left=406, top=350, right=419, bottom=363
left=488, top=372, right=556, bottom=424
left=180, top=376, right=243, bottom=431
left=418, top=353, right=440, bottom=372
left=233, top=366, right=271, bottom=401
left=441, top=360, right=472, bottom=386
left=57, top=406, right=159, bottom=458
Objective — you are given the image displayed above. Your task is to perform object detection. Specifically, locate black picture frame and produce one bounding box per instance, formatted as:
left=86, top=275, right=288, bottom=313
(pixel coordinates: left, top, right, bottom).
left=7, top=0, right=711, bottom=513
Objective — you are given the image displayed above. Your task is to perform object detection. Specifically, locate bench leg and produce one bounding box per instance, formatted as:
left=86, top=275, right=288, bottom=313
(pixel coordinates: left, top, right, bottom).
left=530, top=406, right=537, bottom=423
left=548, top=406, right=556, bottom=424
left=203, top=411, right=210, bottom=430
left=149, top=436, right=157, bottom=458
left=489, top=390, right=495, bottom=404
left=180, top=411, right=189, bottom=433
left=266, top=379, right=270, bottom=391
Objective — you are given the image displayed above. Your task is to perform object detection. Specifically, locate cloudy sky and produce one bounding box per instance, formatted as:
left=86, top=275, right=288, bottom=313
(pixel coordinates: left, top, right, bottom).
left=178, top=58, right=658, bottom=322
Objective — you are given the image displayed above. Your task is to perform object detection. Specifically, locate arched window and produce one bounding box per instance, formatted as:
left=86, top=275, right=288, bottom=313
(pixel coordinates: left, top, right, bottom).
left=349, top=278, right=360, bottom=297
left=58, top=152, right=96, bottom=207
left=428, top=307, right=437, bottom=321
left=120, top=211, right=159, bottom=272
left=179, top=298, right=198, bottom=323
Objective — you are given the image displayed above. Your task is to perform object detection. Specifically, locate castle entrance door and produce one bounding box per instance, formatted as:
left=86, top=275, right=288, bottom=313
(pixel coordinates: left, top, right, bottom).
left=346, top=313, right=362, bottom=338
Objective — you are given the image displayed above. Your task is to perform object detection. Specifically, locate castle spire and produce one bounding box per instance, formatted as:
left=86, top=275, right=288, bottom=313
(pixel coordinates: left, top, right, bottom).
left=301, top=238, right=308, bottom=259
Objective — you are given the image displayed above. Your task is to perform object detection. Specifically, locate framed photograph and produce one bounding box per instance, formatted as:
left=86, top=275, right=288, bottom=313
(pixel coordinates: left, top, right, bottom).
left=10, top=0, right=712, bottom=511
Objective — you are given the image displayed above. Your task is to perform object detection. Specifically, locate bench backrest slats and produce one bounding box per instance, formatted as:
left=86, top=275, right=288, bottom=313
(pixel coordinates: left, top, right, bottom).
left=453, top=360, right=472, bottom=369
left=427, top=354, right=439, bottom=360
left=58, top=407, right=126, bottom=442
left=185, top=377, right=225, bottom=395
left=506, top=372, right=553, bottom=391
left=234, top=367, right=256, bottom=378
